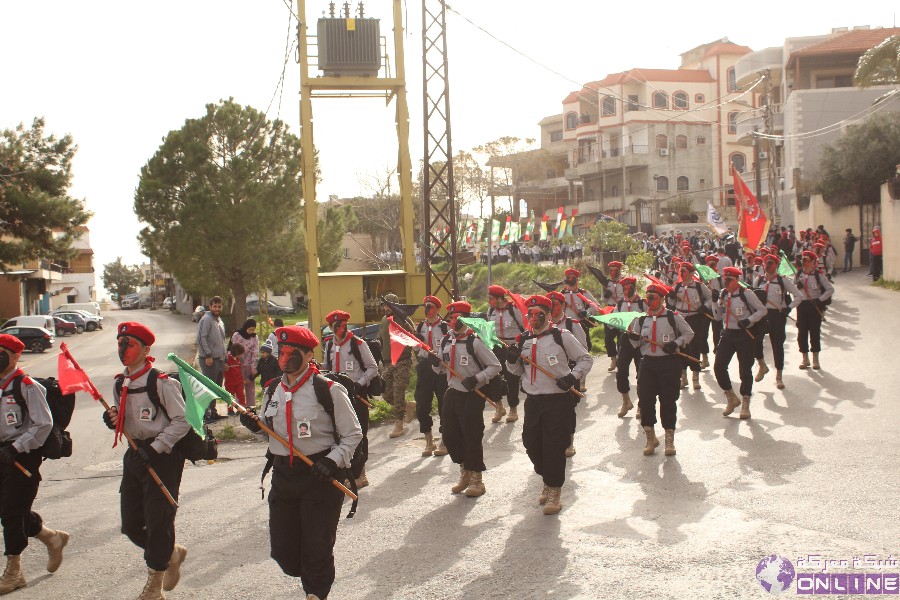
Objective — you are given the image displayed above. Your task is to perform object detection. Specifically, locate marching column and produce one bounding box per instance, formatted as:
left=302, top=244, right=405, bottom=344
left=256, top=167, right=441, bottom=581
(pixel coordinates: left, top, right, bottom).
left=795, top=251, right=835, bottom=370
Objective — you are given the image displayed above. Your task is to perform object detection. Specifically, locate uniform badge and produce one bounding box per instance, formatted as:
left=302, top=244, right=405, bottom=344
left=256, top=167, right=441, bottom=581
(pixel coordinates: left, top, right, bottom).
left=736, top=307, right=744, bottom=315
left=139, top=407, right=152, bottom=421
left=460, top=356, right=469, bottom=366
left=264, top=401, right=278, bottom=418
left=663, top=335, right=670, bottom=342
left=5, top=411, right=17, bottom=426
left=297, top=419, right=311, bottom=438
left=280, top=331, right=288, bottom=341
left=442, top=352, right=450, bottom=362
left=547, top=354, right=559, bottom=366
left=345, top=360, right=354, bottom=371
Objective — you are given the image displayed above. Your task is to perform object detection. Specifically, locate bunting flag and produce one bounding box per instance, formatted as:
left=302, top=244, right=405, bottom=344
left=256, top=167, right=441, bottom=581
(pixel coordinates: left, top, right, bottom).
left=458, top=317, right=502, bottom=349
left=733, top=166, right=770, bottom=250
left=778, top=250, right=798, bottom=276
left=387, top=318, right=425, bottom=362
left=490, top=219, right=500, bottom=243
left=540, top=214, right=549, bottom=240
left=707, top=202, right=728, bottom=234
left=566, top=208, right=577, bottom=237
left=475, top=218, right=485, bottom=242
left=524, top=210, right=535, bottom=241
left=555, top=206, right=563, bottom=232
left=500, top=215, right=512, bottom=245
left=694, top=263, right=720, bottom=282
left=557, top=213, right=567, bottom=240
left=590, top=311, right=645, bottom=333
left=57, top=344, right=95, bottom=396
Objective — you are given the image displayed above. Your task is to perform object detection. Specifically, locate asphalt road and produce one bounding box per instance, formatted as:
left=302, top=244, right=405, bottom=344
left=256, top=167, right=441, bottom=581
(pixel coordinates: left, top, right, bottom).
left=13, top=275, right=900, bottom=598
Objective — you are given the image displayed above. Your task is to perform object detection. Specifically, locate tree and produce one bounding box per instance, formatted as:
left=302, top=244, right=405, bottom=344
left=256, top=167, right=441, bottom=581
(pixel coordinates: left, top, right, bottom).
left=854, top=34, right=900, bottom=88
left=472, top=136, right=537, bottom=217
left=134, top=98, right=337, bottom=326
left=585, top=220, right=640, bottom=254
left=817, top=111, right=900, bottom=207
left=0, top=118, right=92, bottom=272
left=102, top=257, right=142, bottom=306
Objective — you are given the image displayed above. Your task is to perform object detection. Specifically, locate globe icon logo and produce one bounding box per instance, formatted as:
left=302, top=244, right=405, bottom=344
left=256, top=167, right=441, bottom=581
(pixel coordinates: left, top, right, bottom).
left=755, top=555, right=795, bottom=593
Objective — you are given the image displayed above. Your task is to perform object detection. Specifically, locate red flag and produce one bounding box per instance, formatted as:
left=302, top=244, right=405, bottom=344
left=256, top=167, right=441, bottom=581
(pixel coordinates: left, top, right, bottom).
left=643, top=273, right=673, bottom=295
left=387, top=318, right=423, bottom=363
left=506, top=292, right=530, bottom=330
left=57, top=343, right=96, bottom=397
left=732, top=166, right=771, bottom=250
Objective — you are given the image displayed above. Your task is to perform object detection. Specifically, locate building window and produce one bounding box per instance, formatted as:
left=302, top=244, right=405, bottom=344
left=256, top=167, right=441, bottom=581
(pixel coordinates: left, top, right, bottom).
left=730, top=153, right=746, bottom=173
left=673, top=91, right=688, bottom=110
left=677, top=176, right=689, bottom=191
left=676, top=135, right=688, bottom=149
left=816, top=74, right=853, bottom=89
left=565, top=112, right=578, bottom=129
left=728, top=112, right=738, bottom=134
left=550, top=130, right=563, bottom=142
left=602, top=96, right=616, bottom=116
left=656, top=176, right=669, bottom=191
left=695, top=93, right=705, bottom=103
left=652, top=91, right=668, bottom=109
left=626, top=94, right=640, bottom=112
left=611, top=184, right=618, bottom=197
left=727, top=67, right=737, bottom=92
left=655, top=134, right=668, bottom=150
left=696, top=136, right=706, bottom=145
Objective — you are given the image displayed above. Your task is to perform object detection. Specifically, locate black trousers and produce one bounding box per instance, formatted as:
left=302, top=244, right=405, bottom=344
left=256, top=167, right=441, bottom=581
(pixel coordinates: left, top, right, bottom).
left=269, top=454, right=344, bottom=599
left=120, top=447, right=184, bottom=571
left=522, top=393, right=575, bottom=488
left=493, top=347, right=521, bottom=408
left=414, top=362, right=447, bottom=434
left=682, top=314, right=706, bottom=372
left=604, top=325, right=620, bottom=358
left=615, top=339, right=642, bottom=394
left=441, top=388, right=486, bottom=472
left=695, top=312, right=712, bottom=355
left=755, top=309, right=787, bottom=369
left=637, top=355, right=682, bottom=430
left=0, top=451, right=43, bottom=556
left=714, top=329, right=755, bottom=397
left=711, top=319, right=723, bottom=350
left=796, top=301, right=823, bottom=353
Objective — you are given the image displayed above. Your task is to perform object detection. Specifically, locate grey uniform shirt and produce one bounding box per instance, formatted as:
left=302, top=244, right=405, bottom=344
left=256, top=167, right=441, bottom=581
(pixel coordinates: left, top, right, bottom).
left=754, top=275, right=802, bottom=311
left=628, top=310, right=695, bottom=357
left=433, top=330, right=502, bottom=393
left=113, top=369, right=190, bottom=455
left=324, top=334, right=378, bottom=387
left=261, top=369, right=362, bottom=467
left=795, top=270, right=835, bottom=303
left=0, top=372, right=52, bottom=454
left=416, top=319, right=448, bottom=358
left=615, top=296, right=647, bottom=314
left=549, top=315, right=587, bottom=349
left=196, top=312, right=227, bottom=360
left=563, top=287, right=602, bottom=315
left=718, top=287, right=767, bottom=330
left=507, top=327, right=593, bottom=395
left=671, top=280, right=713, bottom=316
left=487, top=304, right=525, bottom=342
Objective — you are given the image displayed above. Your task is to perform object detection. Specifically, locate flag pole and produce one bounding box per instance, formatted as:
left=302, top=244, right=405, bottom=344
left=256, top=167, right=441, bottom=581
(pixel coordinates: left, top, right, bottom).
left=166, top=354, right=357, bottom=502
left=494, top=339, right=586, bottom=397
left=61, top=344, right=178, bottom=508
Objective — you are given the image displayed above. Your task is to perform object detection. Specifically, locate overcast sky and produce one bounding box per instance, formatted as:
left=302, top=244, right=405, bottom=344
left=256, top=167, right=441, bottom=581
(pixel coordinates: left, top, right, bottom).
left=1, top=1, right=894, bottom=299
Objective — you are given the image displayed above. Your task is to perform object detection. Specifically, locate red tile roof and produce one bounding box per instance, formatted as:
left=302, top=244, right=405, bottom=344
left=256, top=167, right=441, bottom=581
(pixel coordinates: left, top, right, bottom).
left=594, top=68, right=715, bottom=87
left=790, top=27, right=900, bottom=59
left=703, top=42, right=753, bottom=58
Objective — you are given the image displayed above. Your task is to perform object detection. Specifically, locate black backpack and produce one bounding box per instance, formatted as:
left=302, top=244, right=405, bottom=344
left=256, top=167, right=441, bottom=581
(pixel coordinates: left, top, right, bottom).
left=324, top=336, right=385, bottom=398
left=114, top=369, right=218, bottom=463
left=440, top=335, right=504, bottom=402
left=754, top=275, right=792, bottom=309
left=10, top=376, right=74, bottom=460
left=735, top=287, right=769, bottom=336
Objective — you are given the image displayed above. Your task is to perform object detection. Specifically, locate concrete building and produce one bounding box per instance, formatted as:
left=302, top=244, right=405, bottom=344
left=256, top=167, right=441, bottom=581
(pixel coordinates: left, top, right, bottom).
left=49, top=226, right=96, bottom=310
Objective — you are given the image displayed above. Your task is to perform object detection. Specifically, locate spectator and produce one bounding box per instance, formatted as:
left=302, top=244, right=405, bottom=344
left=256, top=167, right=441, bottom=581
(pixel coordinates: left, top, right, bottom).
left=869, top=226, right=883, bottom=280
left=256, top=341, right=282, bottom=399
left=197, top=295, right=227, bottom=420
left=224, top=344, right=246, bottom=413
left=230, top=319, right=259, bottom=409
left=266, top=318, right=284, bottom=358
left=842, top=228, right=858, bottom=272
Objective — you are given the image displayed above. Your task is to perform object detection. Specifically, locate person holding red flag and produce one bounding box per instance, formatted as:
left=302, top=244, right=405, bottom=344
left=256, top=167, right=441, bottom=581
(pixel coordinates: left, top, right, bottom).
left=486, top=285, right=525, bottom=424
left=412, top=297, right=450, bottom=457
left=377, top=294, right=416, bottom=439
left=0, top=334, right=69, bottom=595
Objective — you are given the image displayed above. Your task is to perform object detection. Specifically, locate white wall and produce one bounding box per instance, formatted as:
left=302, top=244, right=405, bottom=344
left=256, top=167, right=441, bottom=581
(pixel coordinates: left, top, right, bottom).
left=881, top=183, right=900, bottom=281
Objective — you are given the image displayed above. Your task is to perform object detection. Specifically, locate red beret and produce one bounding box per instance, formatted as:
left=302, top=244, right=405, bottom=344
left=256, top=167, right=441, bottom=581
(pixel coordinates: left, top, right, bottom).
left=446, top=301, right=472, bottom=314
left=525, top=295, right=552, bottom=311
left=0, top=334, right=25, bottom=354
left=564, top=268, right=580, bottom=278
left=620, top=276, right=637, bottom=286
left=814, top=242, right=825, bottom=249
left=705, top=255, right=719, bottom=264
left=487, top=285, right=508, bottom=297
left=753, top=257, right=764, bottom=265
left=275, top=325, right=319, bottom=349
left=723, top=267, right=742, bottom=278
left=681, top=241, right=691, bottom=247
left=325, top=310, right=351, bottom=325
left=745, top=250, right=756, bottom=257
left=679, top=263, right=696, bottom=272
left=646, top=284, right=669, bottom=296
left=671, top=257, right=683, bottom=264
left=423, top=295, right=442, bottom=309
left=608, top=261, right=623, bottom=269
left=764, top=254, right=779, bottom=264
left=546, top=291, right=565, bottom=303
left=802, top=250, right=817, bottom=261
left=117, top=322, right=155, bottom=346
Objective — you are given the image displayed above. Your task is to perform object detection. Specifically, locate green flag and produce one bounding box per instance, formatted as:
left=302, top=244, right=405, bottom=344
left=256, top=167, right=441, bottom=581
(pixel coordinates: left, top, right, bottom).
left=491, top=219, right=500, bottom=243
left=694, top=263, right=719, bottom=282
left=459, top=317, right=502, bottom=349
left=778, top=251, right=798, bottom=276
left=590, top=311, right=645, bottom=333
left=167, top=353, right=235, bottom=436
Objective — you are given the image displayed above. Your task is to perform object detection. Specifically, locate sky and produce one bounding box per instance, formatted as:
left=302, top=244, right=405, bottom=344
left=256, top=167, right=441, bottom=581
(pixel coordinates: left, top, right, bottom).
left=1, top=1, right=895, bottom=299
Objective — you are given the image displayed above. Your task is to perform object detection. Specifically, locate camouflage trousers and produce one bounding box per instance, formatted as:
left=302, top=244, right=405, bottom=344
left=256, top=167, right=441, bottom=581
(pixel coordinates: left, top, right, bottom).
left=382, top=359, right=413, bottom=420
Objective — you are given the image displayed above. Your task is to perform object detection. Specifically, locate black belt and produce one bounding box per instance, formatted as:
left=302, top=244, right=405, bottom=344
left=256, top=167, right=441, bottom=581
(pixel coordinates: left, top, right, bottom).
left=272, top=449, right=330, bottom=466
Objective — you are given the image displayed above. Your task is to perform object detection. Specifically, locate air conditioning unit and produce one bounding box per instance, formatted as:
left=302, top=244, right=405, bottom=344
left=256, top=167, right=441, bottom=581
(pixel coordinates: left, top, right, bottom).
left=758, top=151, right=768, bottom=159
left=659, top=149, right=669, bottom=156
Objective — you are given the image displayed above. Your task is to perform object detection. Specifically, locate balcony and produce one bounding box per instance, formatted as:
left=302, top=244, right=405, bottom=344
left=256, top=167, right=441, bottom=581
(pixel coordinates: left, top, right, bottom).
left=735, top=105, right=784, bottom=144
left=735, top=47, right=784, bottom=88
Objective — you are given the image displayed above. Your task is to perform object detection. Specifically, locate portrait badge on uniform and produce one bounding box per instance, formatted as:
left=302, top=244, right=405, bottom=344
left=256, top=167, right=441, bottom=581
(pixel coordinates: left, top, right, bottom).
left=139, top=407, right=152, bottom=421
left=442, top=352, right=450, bottom=363
left=264, top=401, right=278, bottom=418
left=5, top=412, right=17, bottom=426
left=736, top=307, right=744, bottom=315
left=663, top=334, right=670, bottom=342
left=297, top=419, right=311, bottom=438
left=345, top=360, right=354, bottom=372
left=460, top=356, right=469, bottom=366
left=547, top=354, right=558, bottom=366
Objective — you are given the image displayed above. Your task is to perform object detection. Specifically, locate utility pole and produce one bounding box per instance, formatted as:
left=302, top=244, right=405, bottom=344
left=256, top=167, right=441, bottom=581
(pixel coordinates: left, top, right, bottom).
left=753, top=125, right=762, bottom=203
left=762, top=70, right=778, bottom=225
left=487, top=166, right=494, bottom=288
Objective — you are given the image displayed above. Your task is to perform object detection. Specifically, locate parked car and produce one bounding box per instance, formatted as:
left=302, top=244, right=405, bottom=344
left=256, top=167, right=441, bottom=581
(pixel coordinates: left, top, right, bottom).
left=54, top=302, right=101, bottom=316
left=320, top=322, right=380, bottom=342
left=50, top=312, right=86, bottom=334
left=1, top=326, right=54, bottom=353
left=191, top=306, right=206, bottom=322
left=54, top=311, right=100, bottom=332
left=1, top=315, right=56, bottom=331
left=246, top=299, right=296, bottom=316
left=53, top=316, right=78, bottom=336
left=162, top=296, right=174, bottom=309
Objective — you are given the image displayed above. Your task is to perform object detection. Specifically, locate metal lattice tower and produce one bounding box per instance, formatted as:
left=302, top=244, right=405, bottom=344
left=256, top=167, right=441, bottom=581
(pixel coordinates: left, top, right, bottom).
left=421, top=0, right=459, bottom=298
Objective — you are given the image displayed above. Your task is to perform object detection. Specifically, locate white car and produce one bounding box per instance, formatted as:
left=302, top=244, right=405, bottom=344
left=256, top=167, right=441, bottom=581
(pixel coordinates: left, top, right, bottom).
left=51, top=309, right=103, bottom=331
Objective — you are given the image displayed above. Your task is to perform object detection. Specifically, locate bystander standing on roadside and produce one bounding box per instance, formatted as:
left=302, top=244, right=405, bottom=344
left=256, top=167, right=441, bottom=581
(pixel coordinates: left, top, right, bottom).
left=869, top=226, right=883, bottom=281
left=842, top=228, right=857, bottom=273
left=196, top=296, right=226, bottom=421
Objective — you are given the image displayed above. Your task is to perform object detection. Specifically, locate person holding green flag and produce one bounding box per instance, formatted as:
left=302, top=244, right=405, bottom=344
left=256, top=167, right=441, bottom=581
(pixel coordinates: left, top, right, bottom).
left=753, top=254, right=802, bottom=389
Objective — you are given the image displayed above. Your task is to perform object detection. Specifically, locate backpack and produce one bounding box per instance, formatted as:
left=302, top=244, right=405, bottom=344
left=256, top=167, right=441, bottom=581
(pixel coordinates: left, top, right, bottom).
left=488, top=304, right=524, bottom=334
left=263, top=371, right=365, bottom=518
left=439, top=335, right=504, bottom=402
left=754, top=275, right=792, bottom=309
left=114, top=369, right=218, bottom=463
left=637, top=311, right=678, bottom=343
left=735, top=288, right=769, bottom=336
left=324, top=336, right=385, bottom=397
left=795, top=270, right=833, bottom=306
left=10, top=376, right=74, bottom=460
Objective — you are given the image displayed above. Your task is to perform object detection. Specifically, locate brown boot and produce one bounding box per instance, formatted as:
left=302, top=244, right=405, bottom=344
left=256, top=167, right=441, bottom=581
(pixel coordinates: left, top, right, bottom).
left=812, top=352, right=821, bottom=370
left=722, top=389, right=741, bottom=416
left=464, top=471, right=485, bottom=497
left=799, top=353, right=810, bottom=369
left=36, top=526, right=69, bottom=573
left=388, top=419, right=405, bottom=438
left=542, top=487, right=562, bottom=515
left=433, top=441, right=449, bottom=456
left=701, top=354, right=710, bottom=369
left=491, top=402, right=507, bottom=423
left=642, top=426, right=659, bottom=456
left=0, top=555, right=26, bottom=595
left=354, top=467, right=369, bottom=489
left=740, top=396, right=751, bottom=419
left=755, top=358, right=769, bottom=382
left=692, top=372, right=701, bottom=390
left=635, top=404, right=641, bottom=420
left=680, top=369, right=688, bottom=388
left=664, top=429, right=676, bottom=456
left=136, top=568, right=166, bottom=600
left=163, top=544, right=187, bottom=591
left=538, top=485, right=550, bottom=505
left=608, top=357, right=617, bottom=372
left=565, top=435, right=576, bottom=457
left=617, top=393, right=633, bottom=417
left=421, top=432, right=436, bottom=456
left=451, top=465, right=470, bottom=494
left=775, top=370, right=785, bottom=389
left=404, top=401, right=417, bottom=424
left=505, top=406, right=518, bottom=422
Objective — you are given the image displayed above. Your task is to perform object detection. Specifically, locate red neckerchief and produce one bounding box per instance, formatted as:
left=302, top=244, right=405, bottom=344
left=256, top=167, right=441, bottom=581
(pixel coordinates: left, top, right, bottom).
left=0, top=368, right=25, bottom=391
left=450, top=329, right=470, bottom=380
left=281, top=364, right=318, bottom=465
left=726, top=293, right=733, bottom=327
left=334, top=333, right=353, bottom=372
left=424, top=317, right=441, bottom=349
left=646, top=308, right=667, bottom=351
left=528, top=327, right=552, bottom=384
left=114, top=360, right=154, bottom=448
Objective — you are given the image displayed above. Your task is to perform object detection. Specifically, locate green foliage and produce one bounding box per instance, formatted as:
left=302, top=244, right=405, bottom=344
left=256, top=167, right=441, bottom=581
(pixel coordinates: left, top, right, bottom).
left=585, top=220, right=640, bottom=254
left=588, top=325, right=607, bottom=356
left=817, top=111, right=900, bottom=207
left=368, top=399, right=394, bottom=424
left=101, top=257, right=142, bottom=306
left=625, top=251, right=655, bottom=289
left=0, top=118, right=92, bottom=271
left=854, top=34, right=900, bottom=88
left=873, top=278, right=900, bottom=291
left=218, top=424, right=237, bottom=441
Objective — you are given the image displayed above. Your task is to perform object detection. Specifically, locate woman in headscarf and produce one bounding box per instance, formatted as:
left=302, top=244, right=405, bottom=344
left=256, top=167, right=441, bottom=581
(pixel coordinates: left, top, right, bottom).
left=230, top=319, right=259, bottom=408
